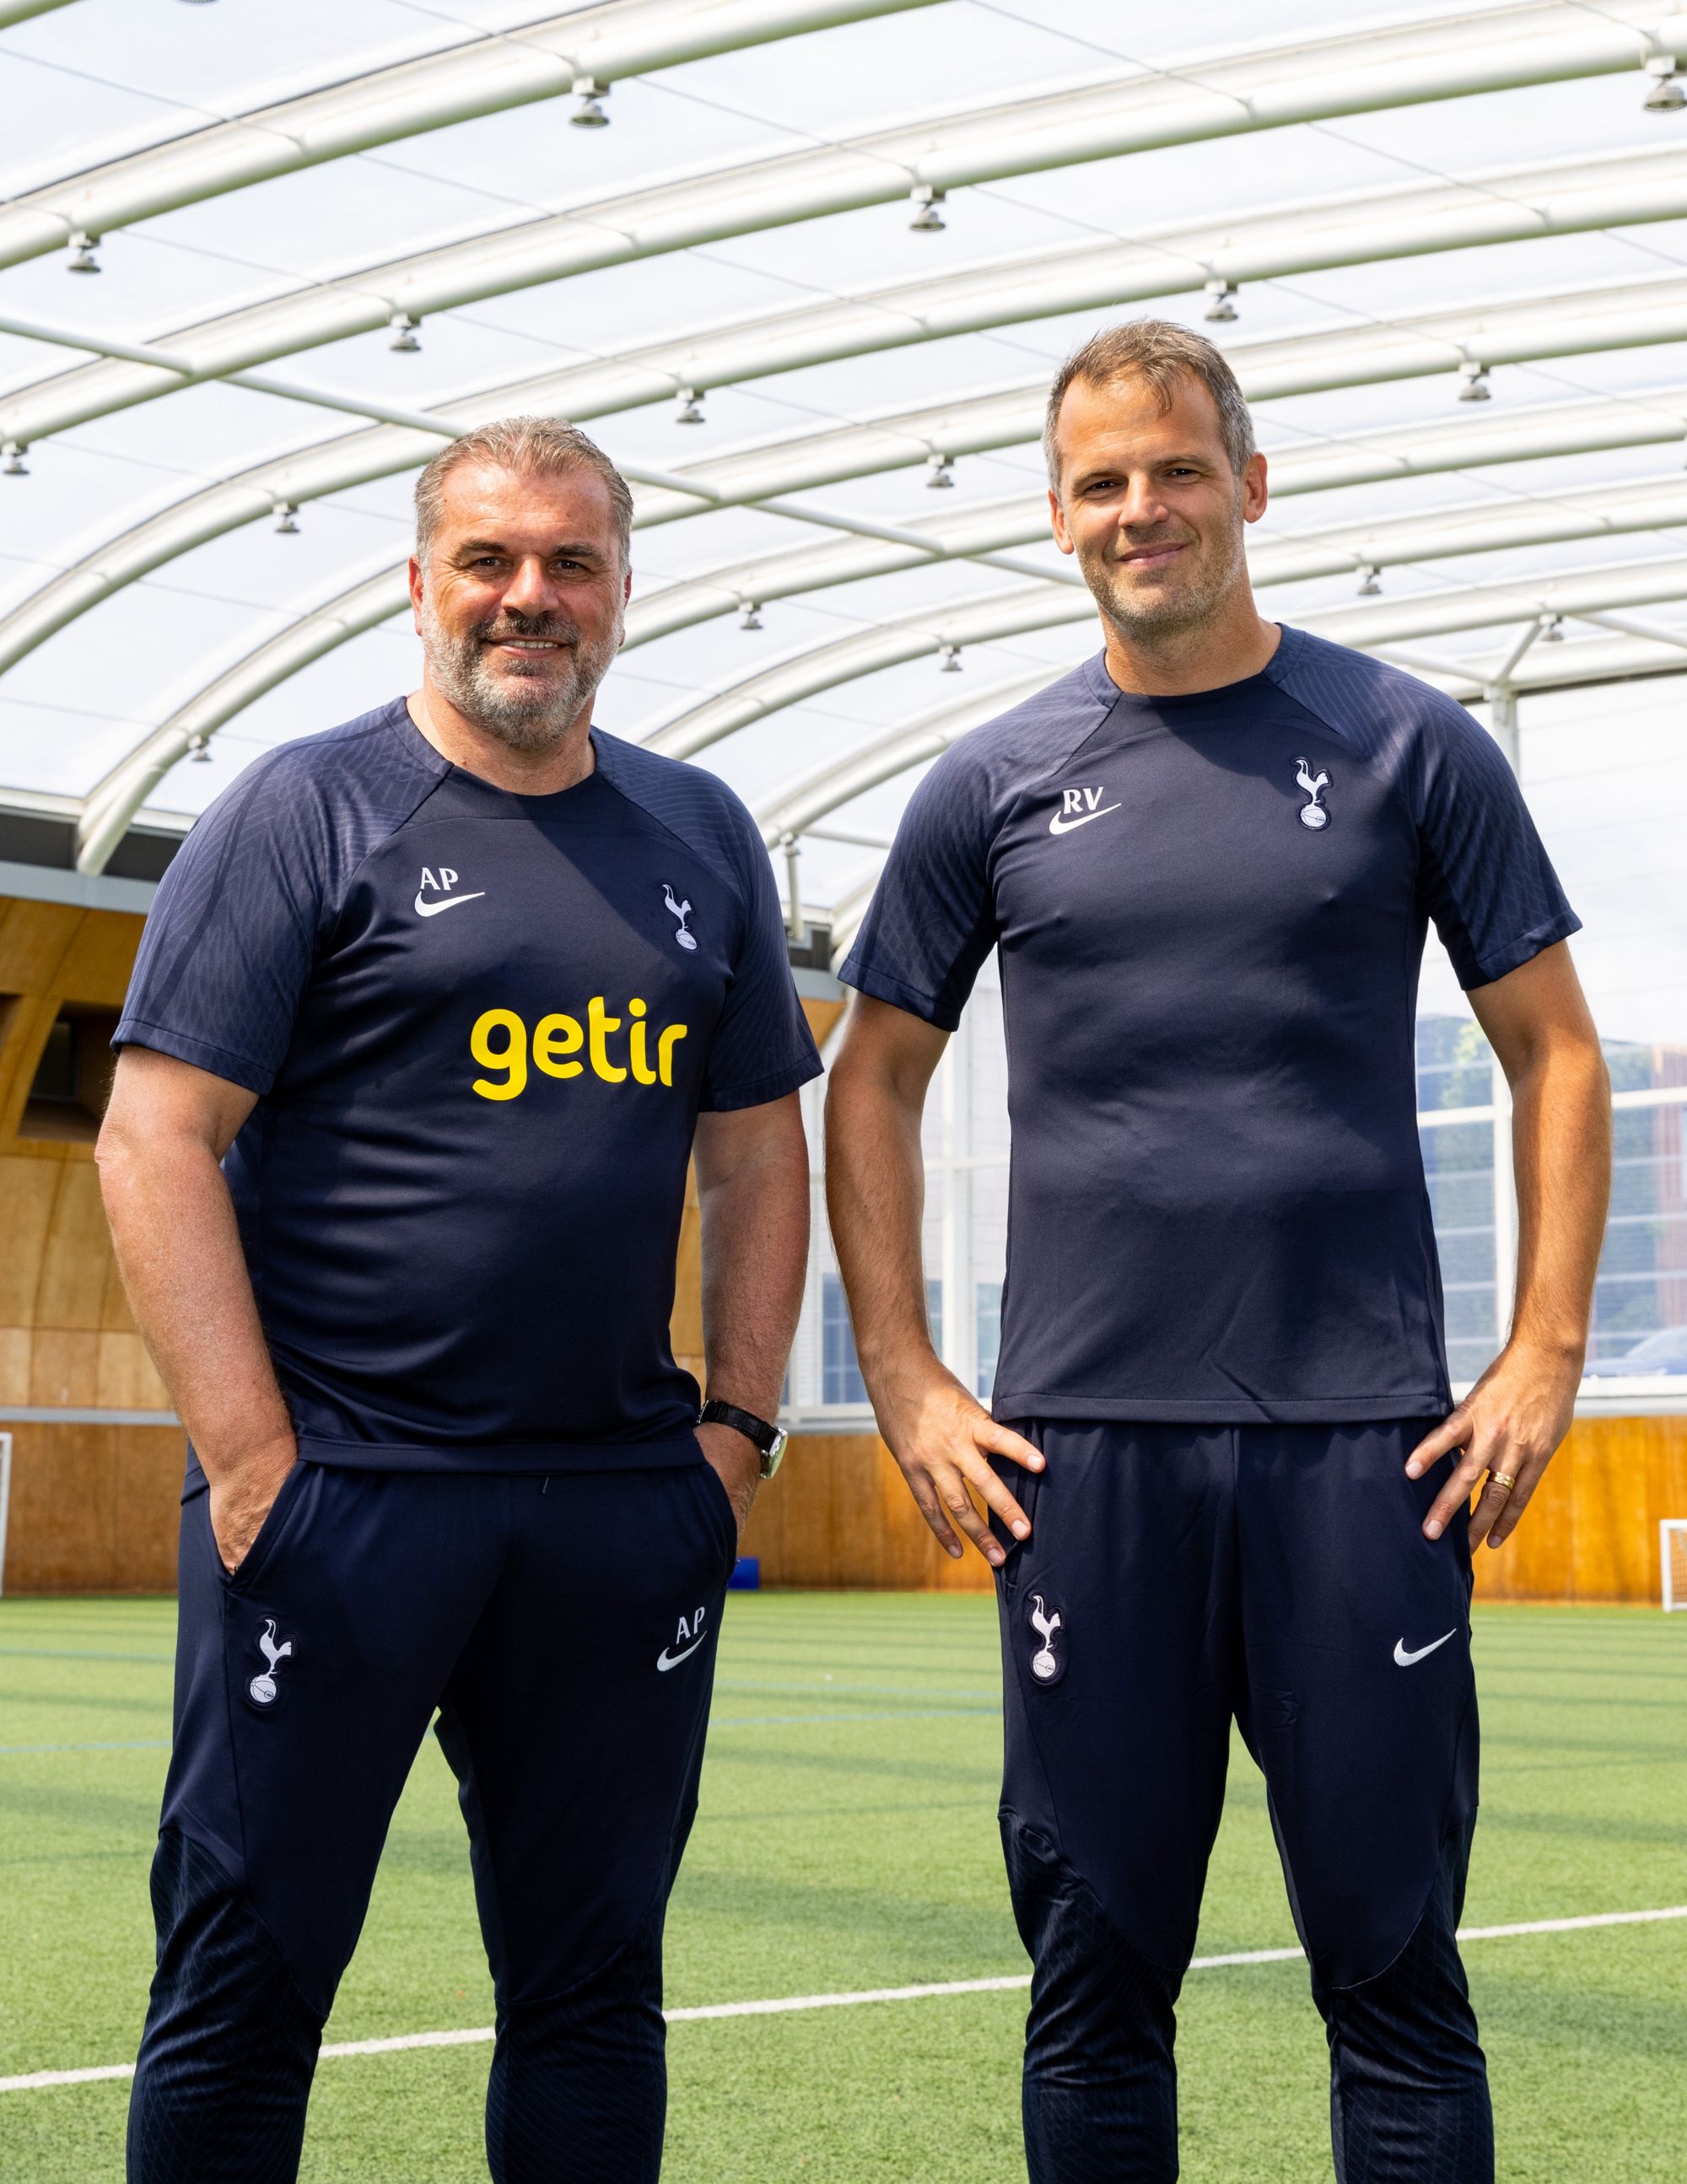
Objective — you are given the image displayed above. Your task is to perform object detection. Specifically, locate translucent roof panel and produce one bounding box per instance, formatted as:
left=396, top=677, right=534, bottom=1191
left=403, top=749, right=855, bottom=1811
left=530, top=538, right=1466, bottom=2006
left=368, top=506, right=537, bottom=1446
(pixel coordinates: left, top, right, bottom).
left=1, top=0, right=1684, bottom=1045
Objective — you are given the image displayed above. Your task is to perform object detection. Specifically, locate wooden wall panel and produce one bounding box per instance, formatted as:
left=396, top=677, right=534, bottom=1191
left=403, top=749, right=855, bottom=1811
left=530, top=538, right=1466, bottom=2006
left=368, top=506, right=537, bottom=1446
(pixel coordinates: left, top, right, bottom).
left=741, top=1432, right=994, bottom=1593
left=748, top=1419, right=1687, bottom=1601
left=3, top=1421, right=186, bottom=1594
left=0, top=893, right=168, bottom=1417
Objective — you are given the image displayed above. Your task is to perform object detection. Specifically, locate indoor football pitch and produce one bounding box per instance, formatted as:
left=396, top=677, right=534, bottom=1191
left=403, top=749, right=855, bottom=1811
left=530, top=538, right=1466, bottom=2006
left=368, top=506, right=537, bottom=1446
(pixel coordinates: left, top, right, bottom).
left=1, top=1592, right=1682, bottom=2182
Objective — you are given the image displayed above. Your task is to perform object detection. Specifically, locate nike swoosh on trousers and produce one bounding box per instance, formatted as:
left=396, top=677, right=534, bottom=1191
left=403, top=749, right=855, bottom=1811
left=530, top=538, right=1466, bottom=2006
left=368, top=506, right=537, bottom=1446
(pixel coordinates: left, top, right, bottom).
left=1393, top=1630, right=1457, bottom=1667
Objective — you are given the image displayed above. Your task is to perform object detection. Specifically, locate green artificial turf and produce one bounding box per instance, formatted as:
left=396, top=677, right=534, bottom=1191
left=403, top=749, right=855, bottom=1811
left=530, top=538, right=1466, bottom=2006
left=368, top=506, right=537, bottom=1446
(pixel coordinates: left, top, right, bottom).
left=1, top=1594, right=1682, bottom=2181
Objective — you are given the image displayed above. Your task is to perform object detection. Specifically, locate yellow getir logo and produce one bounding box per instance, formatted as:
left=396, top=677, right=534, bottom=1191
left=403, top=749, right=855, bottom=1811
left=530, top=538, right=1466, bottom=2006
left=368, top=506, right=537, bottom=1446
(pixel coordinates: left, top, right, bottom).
left=470, top=999, right=688, bottom=1102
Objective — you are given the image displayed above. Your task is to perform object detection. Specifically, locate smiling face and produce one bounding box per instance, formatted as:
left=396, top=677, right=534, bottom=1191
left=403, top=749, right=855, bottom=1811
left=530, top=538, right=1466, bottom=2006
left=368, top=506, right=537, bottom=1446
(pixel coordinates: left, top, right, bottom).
left=409, top=461, right=630, bottom=752
left=1048, top=369, right=1267, bottom=647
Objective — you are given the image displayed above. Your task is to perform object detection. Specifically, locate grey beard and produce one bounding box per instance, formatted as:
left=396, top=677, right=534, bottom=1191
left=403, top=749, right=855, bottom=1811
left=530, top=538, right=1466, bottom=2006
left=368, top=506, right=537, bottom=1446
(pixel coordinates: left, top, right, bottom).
left=419, top=596, right=621, bottom=753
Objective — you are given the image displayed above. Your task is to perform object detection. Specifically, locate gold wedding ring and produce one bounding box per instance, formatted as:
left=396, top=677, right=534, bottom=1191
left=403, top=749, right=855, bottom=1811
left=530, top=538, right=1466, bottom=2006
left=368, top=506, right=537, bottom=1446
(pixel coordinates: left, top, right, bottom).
left=1488, top=1470, right=1517, bottom=1493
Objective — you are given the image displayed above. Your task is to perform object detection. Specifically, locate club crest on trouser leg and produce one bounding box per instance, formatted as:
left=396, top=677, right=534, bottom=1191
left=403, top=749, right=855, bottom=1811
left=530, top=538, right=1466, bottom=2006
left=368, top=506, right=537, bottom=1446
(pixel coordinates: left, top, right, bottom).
left=1027, top=1593, right=1066, bottom=1686
left=245, top=1618, right=295, bottom=1711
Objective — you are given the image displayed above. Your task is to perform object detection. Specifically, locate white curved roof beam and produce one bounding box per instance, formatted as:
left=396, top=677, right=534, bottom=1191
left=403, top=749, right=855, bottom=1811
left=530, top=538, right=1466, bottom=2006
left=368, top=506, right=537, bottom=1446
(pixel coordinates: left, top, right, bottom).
left=610, top=455, right=1082, bottom=590
left=0, top=0, right=78, bottom=24
left=78, top=549, right=1687, bottom=877
left=6, top=57, right=1685, bottom=451
left=625, top=469, right=1687, bottom=648
left=754, top=672, right=1055, bottom=846
left=642, top=546, right=1687, bottom=762
left=62, top=349, right=1687, bottom=873
left=0, top=0, right=942, bottom=267
left=9, top=193, right=1687, bottom=684
left=87, top=454, right=1687, bottom=866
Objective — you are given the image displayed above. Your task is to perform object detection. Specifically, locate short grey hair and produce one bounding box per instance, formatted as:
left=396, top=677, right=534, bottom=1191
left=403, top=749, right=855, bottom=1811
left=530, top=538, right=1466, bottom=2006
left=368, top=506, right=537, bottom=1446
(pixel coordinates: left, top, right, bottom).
left=413, top=416, right=634, bottom=572
left=1043, top=320, right=1256, bottom=489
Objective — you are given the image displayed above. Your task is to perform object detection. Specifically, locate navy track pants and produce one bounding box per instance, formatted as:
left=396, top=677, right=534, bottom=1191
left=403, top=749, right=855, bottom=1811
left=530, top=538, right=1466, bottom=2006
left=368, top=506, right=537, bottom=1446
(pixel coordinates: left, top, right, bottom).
left=992, top=1421, right=1490, bottom=2184
left=127, top=1457, right=739, bottom=2184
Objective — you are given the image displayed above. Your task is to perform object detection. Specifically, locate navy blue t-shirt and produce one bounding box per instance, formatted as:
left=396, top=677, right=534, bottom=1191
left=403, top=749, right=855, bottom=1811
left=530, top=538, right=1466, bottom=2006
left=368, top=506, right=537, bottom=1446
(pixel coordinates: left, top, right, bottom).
left=841, top=627, right=1579, bottom=1424
left=116, top=698, right=821, bottom=1470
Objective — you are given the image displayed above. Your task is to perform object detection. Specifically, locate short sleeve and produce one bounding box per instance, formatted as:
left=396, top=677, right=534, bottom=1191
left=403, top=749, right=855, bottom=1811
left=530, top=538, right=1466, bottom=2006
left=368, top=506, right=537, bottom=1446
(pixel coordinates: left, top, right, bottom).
left=114, top=756, right=332, bottom=1097
left=1415, top=702, right=1581, bottom=990
left=839, top=752, right=998, bottom=1031
left=699, top=806, right=822, bottom=1112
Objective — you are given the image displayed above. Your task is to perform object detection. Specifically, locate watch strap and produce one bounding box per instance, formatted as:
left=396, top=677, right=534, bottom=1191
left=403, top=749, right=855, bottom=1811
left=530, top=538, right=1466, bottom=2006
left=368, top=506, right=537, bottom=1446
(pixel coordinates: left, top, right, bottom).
left=698, top=1399, right=787, bottom=1478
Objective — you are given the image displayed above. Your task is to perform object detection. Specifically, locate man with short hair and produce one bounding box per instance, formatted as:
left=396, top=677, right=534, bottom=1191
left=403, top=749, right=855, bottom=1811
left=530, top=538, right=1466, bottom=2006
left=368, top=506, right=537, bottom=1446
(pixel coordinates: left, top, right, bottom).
left=825, top=324, right=1611, bottom=2182
left=100, top=417, right=820, bottom=2183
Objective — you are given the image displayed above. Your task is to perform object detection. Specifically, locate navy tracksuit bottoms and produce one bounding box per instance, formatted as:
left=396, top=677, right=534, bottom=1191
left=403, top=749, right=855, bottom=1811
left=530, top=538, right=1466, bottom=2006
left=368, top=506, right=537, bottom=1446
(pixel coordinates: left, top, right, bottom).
left=127, top=1457, right=739, bottom=2184
left=992, top=1421, right=1491, bottom=2184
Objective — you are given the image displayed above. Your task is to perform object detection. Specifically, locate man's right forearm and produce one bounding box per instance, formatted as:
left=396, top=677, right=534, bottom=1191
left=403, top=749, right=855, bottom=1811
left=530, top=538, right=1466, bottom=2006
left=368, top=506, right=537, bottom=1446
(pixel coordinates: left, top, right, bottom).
left=97, top=1116, right=294, bottom=1489
left=825, top=1000, right=1042, bottom=1565
left=824, top=1055, right=937, bottom=1403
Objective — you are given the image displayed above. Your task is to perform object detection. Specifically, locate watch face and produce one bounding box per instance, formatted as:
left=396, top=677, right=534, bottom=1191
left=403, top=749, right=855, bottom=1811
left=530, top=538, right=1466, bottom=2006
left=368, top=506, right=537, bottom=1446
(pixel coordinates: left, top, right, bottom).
left=768, top=1427, right=789, bottom=1460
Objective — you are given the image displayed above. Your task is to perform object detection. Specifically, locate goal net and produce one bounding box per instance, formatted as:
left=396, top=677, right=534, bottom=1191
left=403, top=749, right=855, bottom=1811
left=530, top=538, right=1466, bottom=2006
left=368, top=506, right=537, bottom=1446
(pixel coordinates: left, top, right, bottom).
left=1664, top=1521, right=1687, bottom=1614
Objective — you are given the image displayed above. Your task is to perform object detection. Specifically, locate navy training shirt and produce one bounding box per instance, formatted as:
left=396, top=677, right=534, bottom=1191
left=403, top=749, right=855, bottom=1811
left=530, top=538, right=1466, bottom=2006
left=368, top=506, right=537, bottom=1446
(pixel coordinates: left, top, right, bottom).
left=840, top=626, right=1580, bottom=1424
left=116, top=698, right=822, bottom=1471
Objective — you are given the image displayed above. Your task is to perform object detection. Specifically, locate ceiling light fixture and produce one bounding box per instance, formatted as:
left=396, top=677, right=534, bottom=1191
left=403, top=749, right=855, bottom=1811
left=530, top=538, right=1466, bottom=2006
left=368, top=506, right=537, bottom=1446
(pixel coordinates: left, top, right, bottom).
left=189, top=736, right=212, bottom=762
left=740, top=602, right=763, bottom=630
left=1204, top=278, right=1238, bottom=323
left=926, top=453, right=955, bottom=489
left=389, top=313, right=421, bottom=353
left=571, top=78, right=610, bottom=127
left=1643, top=53, right=1685, bottom=109
left=675, top=387, right=705, bottom=424
left=67, top=232, right=100, bottom=273
left=1541, top=613, right=1565, bottom=641
left=1356, top=564, right=1382, bottom=596
left=908, top=185, right=946, bottom=233
left=1458, top=359, right=1491, bottom=402
left=939, top=641, right=962, bottom=671
left=273, top=502, right=299, bottom=534
left=2, top=442, right=27, bottom=476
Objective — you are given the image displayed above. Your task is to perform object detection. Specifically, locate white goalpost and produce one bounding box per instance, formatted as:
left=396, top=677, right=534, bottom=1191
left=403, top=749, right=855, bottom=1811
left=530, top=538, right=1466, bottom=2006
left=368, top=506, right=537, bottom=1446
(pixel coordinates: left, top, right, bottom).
left=0, top=1432, right=11, bottom=1599
left=1663, top=1520, right=1687, bottom=1615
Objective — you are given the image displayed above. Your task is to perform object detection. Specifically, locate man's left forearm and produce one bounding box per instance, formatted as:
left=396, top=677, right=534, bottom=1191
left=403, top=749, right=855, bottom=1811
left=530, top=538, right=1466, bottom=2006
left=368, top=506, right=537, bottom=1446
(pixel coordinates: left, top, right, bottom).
left=692, top=1093, right=811, bottom=1526
left=1506, top=1038, right=1611, bottom=1370
left=1410, top=942, right=1611, bottom=1548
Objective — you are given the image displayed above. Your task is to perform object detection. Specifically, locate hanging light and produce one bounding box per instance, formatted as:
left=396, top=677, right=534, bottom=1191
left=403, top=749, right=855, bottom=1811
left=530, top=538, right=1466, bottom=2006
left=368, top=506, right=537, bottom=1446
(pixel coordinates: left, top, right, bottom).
left=925, top=453, right=955, bottom=489
left=939, top=641, right=962, bottom=672
left=908, top=185, right=946, bottom=233
left=189, top=736, right=213, bottom=763
left=1356, top=564, right=1382, bottom=596
left=1541, top=614, right=1565, bottom=642
left=1203, top=278, right=1238, bottom=324
left=1643, top=54, right=1686, bottom=110
left=740, top=601, right=763, bottom=631
left=67, top=232, right=100, bottom=273
left=1458, top=360, right=1491, bottom=402
left=2, top=442, right=27, bottom=476
left=675, top=386, right=705, bottom=424
left=389, top=312, right=422, bottom=353
left=572, top=77, right=610, bottom=127
left=274, top=502, right=300, bottom=534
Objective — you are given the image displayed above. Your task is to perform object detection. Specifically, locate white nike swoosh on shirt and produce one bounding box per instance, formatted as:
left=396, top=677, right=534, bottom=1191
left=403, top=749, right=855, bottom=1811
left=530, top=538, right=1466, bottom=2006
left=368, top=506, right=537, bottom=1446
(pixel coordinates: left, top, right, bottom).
left=1048, top=804, right=1122, bottom=835
left=656, top=1638, right=706, bottom=1672
left=1393, top=1630, right=1457, bottom=1668
left=413, top=890, right=486, bottom=918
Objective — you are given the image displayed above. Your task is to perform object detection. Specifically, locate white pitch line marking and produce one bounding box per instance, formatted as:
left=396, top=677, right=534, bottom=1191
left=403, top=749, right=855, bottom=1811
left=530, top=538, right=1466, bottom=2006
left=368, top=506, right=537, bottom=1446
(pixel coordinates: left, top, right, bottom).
left=5, top=1906, right=1683, bottom=2095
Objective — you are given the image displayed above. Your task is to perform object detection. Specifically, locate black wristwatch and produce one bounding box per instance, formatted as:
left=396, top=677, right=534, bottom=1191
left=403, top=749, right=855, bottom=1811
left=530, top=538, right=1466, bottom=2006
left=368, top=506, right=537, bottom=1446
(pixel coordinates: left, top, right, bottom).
left=698, top=1399, right=789, bottom=1480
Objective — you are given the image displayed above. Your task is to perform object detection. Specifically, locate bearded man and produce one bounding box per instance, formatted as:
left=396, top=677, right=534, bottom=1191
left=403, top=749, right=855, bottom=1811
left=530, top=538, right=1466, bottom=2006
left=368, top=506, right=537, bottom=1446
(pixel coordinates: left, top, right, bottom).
left=825, top=324, right=1610, bottom=2183
left=100, top=418, right=819, bottom=2184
